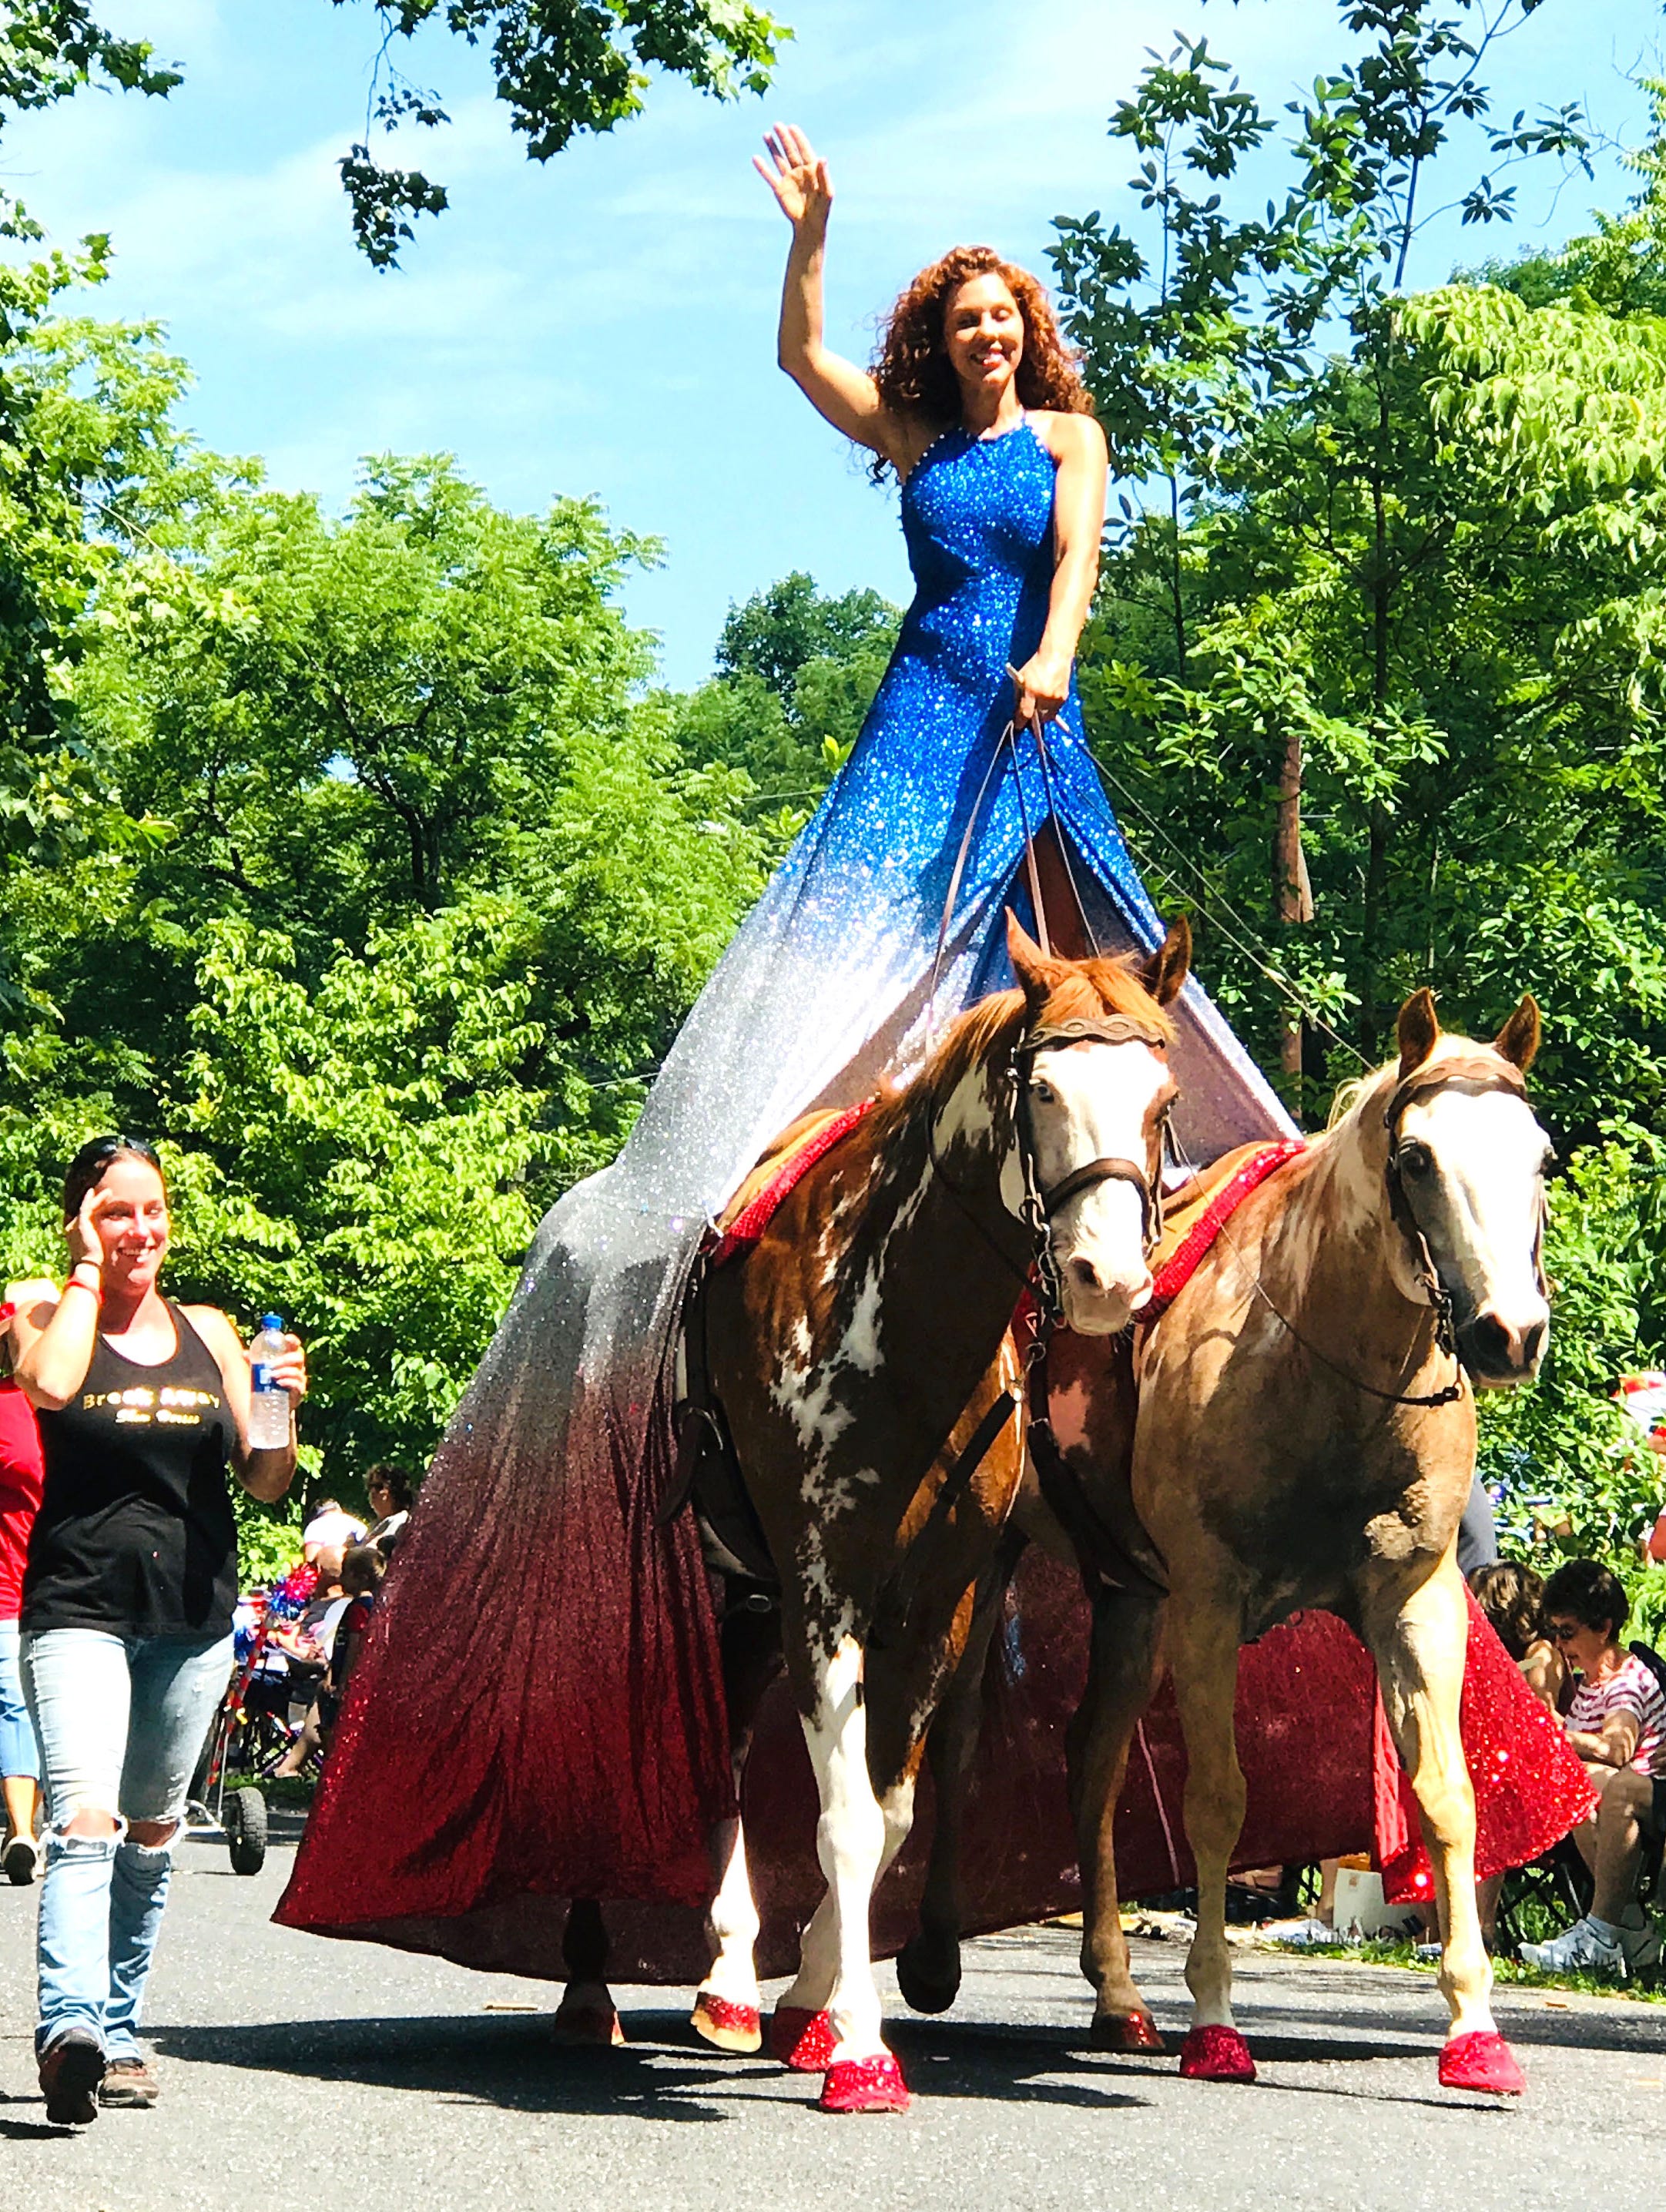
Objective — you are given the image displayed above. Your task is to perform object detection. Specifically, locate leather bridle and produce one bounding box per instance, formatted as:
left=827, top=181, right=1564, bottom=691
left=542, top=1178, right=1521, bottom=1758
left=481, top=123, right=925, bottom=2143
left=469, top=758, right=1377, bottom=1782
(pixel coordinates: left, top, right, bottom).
left=1011, top=1012, right=1172, bottom=1328
left=1194, top=1051, right=1542, bottom=1414
left=1383, top=1052, right=1545, bottom=1336
left=1239, top=1051, right=1542, bottom=1410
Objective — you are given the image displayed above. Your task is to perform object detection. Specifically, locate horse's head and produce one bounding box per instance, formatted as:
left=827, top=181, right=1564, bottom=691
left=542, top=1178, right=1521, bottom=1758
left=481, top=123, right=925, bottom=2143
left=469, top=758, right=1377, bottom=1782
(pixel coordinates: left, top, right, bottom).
left=1004, top=910, right=1189, bottom=1335
left=1382, top=987, right=1552, bottom=1388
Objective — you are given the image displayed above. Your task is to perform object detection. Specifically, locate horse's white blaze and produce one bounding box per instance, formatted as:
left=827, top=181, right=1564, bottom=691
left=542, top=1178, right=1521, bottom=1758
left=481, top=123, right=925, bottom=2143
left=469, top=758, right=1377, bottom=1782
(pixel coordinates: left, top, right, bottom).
left=700, top=1815, right=763, bottom=2009
left=797, top=1633, right=890, bottom=2062
left=1399, top=1084, right=1550, bottom=1371
left=1024, top=1039, right=1168, bottom=1333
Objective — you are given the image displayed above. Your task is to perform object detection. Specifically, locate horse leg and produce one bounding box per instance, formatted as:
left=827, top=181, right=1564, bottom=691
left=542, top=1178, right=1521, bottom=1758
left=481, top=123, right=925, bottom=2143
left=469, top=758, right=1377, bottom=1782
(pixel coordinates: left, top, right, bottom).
left=779, top=1631, right=908, bottom=2112
left=770, top=1654, right=937, bottom=2075
left=692, top=1817, right=765, bottom=2052
left=1168, top=1602, right=1256, bottom=2083
left=1070, top=1584, right=1167, bottom=2053
left=692, top=1597, right=782, bottom=2054
left=770, top=1756, right=918, bottom=2066
left=552, top=1899, right=625, bottom=2046
left=893, top=1562, right=1012, bottom=2016
left=1363, top=1555, right=1523, bottom=2096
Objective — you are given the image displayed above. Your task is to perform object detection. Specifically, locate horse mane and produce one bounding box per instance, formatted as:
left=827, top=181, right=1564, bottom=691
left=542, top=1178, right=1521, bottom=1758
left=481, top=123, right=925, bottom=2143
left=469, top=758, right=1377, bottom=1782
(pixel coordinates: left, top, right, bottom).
left=865, top=951, right=1174, bottom=1151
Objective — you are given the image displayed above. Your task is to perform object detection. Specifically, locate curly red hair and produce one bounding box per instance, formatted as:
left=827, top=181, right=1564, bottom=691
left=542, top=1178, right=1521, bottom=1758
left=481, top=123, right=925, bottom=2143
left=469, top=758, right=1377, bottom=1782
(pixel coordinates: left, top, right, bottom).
left=871, top=245, right=1092, bottom=473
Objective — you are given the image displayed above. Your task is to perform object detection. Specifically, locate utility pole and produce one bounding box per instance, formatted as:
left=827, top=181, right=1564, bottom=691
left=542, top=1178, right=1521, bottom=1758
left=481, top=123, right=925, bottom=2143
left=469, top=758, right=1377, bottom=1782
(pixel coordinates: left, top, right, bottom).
left=1274, top=722, right=1314, bottom=1119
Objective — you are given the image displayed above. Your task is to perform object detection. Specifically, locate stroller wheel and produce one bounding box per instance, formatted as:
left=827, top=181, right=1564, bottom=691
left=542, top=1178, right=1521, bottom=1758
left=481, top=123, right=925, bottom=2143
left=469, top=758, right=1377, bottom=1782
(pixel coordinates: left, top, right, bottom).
left=226, top=1786, right=268, bottom=1876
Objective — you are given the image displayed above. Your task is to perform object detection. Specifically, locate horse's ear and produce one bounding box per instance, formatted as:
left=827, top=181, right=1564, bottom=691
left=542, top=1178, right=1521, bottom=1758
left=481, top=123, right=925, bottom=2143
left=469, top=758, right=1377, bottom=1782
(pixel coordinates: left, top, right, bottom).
left=1139, top=914, right=1192, bottom=1008
left=1005, top=909, right=1056, bottom=1010
left=1396, top=987, right=1440, bottom=1081
left=1494, top=993, right=1541, bottom=1072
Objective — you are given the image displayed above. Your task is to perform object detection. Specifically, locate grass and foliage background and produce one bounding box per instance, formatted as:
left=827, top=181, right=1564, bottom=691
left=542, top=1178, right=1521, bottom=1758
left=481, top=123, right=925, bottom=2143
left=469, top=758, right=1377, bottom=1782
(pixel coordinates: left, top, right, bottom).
left=4, top=2, right=1666, bottom=1609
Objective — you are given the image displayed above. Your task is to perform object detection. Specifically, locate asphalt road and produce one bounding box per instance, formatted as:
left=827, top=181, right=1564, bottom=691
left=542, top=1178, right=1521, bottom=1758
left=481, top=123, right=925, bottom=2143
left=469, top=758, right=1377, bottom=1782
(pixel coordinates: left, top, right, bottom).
left=2, top=1822, right=1664, bottom=2212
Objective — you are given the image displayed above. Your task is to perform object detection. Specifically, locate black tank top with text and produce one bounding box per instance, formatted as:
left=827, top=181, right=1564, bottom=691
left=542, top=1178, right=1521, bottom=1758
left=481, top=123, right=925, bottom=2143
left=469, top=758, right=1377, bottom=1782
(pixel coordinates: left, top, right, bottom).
left=23, top=1302, right=238, bottom=1637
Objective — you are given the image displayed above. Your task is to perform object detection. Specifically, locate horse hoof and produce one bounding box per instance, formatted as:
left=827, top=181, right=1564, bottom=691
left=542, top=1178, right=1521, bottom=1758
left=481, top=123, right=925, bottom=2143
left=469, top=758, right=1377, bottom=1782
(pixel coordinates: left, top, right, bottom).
left=690, top=1992, right=763, bottom=2053
left=820, top=2053, right=910, bottom=2113
left=1178, top=2024, right=1255, bottom=2082
left=769, top=2006, right=836, bottom=2072
left=552, top=1992, right=625, bottom=2047
left=895, top=1938, right=961, bottom=2016
left=1090, top=2009, right=1166, bottom=2054
left=1439, top=2030, right=1524, bottom=2096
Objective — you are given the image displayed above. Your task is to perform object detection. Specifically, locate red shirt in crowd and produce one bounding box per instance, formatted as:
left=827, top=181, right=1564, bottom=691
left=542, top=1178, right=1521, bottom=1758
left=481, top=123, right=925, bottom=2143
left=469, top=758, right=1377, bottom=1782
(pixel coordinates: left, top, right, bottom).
left=0, top=1376, right=45, bottom=1624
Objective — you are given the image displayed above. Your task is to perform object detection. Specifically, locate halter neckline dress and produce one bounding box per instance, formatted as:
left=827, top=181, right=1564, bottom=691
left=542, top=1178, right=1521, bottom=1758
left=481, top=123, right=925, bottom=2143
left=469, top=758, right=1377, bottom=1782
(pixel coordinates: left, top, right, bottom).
left=277, top=414, right=1301, bottom=1952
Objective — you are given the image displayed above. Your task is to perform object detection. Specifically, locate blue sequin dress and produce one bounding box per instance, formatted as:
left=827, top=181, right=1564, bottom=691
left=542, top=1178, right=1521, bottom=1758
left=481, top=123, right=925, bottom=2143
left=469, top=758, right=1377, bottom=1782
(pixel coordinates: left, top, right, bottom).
left=280, top=414, right=1292, bottom=1946
left=633, top=414, right=1291, bottom=1173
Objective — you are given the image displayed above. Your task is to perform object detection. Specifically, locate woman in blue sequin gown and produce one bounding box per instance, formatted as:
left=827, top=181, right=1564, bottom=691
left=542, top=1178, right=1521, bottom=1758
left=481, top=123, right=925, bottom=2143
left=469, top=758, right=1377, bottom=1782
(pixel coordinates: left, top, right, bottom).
left=277, top=129, right=1289, bottom=1958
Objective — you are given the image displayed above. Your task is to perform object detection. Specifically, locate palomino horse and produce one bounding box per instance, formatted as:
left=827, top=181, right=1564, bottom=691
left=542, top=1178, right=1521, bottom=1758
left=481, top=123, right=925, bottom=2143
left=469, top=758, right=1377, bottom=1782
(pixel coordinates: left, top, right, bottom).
left=682, top=914, right=1191, bottom=2110
left=900, top=988, right=1557, bottom=2096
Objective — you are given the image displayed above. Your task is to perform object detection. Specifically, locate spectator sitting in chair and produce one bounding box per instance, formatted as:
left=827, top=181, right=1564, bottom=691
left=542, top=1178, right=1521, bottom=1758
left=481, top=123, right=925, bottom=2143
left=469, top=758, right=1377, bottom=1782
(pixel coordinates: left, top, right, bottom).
left=1518, top=1559, right=1666, bottom=1978
left=268, top=1550, right=350, bottom=1780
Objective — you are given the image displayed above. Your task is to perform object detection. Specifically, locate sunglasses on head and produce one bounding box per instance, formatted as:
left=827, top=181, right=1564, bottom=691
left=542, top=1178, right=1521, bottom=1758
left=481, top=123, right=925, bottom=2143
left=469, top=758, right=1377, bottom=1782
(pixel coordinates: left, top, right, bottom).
left=92, top=1135, right=160, bottom=1168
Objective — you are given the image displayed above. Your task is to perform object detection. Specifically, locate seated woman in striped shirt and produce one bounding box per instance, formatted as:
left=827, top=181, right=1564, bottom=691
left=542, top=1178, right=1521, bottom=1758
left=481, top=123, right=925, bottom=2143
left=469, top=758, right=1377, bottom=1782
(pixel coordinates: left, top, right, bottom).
left=1519, top=1558, right=1666, bottom=1979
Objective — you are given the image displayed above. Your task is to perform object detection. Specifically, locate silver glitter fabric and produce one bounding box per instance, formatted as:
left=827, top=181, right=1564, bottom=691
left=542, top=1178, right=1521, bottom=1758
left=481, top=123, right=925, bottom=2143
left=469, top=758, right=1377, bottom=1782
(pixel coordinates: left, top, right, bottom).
left=278, top=420, right=1293, bottom=1947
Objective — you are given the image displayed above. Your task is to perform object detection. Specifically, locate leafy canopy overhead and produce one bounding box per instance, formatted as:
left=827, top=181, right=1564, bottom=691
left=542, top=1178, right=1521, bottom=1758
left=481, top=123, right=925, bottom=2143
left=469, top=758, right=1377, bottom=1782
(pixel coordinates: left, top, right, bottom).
left=0, top=0, right=787, bottom=265
left=335, top=0, right=789, bottom=264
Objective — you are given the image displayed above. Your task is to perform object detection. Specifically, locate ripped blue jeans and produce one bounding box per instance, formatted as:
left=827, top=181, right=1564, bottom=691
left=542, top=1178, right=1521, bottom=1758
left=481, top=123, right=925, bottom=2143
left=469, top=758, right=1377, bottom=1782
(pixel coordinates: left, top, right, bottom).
left=21, top=1628, right=233, bottom=2060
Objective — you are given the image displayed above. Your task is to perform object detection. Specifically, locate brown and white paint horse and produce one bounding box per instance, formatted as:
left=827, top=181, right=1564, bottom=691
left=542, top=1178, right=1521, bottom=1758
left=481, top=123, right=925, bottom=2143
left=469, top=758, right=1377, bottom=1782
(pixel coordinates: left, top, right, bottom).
left=902, top=988, right=1555, bottom=2097
left=688, top=914, right=1190, bottom=2110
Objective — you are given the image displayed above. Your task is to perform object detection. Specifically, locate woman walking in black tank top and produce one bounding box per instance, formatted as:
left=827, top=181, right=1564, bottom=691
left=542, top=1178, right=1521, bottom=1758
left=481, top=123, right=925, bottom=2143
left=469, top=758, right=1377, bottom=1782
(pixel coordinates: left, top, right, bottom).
left=11, top=1136, right=307, bottom=2126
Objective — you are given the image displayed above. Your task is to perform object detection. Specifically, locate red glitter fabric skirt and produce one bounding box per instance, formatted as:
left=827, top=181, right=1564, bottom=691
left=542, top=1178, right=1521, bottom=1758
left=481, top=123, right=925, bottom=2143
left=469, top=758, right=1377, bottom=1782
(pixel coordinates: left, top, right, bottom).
left=277, top=1536, right=1591, bottom=1980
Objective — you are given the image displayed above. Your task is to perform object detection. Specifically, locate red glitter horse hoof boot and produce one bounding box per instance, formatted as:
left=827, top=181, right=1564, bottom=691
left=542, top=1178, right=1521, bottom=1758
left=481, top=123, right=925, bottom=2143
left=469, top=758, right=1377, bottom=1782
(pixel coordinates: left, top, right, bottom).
left=1439, top=2031, right=1524, bottom=2096
left=1178, top=2025, right=1256, bottom=2082
left=1090, top=2009, right=1166, bottom=2054
left=690, top=1992, right=763, bottom=2054
left=820, top=2052, right=911, bottom=2113
left=769, top=2006, right=836, bottom=2072
left=552, top=1986, right=625, bottom=2047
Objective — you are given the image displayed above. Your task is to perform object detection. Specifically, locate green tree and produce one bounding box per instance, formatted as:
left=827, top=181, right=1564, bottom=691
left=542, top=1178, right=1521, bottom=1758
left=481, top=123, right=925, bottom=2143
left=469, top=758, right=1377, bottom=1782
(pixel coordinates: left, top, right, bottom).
left=0, top=4, right=178, bottom=240
left=0, top=253, right=211, bottom=892
left=90, top=455, right=665, bottom=938
left=673, top=570, right=899, bottom=799
left=1051, top=1, right=1594, bottom=1091
left=0, top=406, right=773, bottom=1520
left=337, top=0, right=788, bottom=264
left=1471, top=79, right=1666, bottom=316
left=1051, top=8, right=1666, bottom=1581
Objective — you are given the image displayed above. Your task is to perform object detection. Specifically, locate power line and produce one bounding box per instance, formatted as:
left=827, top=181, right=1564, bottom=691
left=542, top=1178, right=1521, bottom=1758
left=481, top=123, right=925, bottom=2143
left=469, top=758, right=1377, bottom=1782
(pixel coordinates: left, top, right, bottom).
left=1088, top=749, right=1373, bottom=1073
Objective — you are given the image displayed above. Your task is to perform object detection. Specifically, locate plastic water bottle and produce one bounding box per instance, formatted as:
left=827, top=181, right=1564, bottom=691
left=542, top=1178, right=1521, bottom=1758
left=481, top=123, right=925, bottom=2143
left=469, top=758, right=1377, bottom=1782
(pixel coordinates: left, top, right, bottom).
left=248, top=1313, right=292, bottom=1450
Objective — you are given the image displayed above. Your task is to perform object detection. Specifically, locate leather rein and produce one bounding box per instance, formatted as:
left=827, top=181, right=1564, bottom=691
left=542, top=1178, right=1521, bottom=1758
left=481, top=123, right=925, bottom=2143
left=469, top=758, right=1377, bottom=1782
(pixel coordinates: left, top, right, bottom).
left=914, top=1006, right=1172, bottom=1605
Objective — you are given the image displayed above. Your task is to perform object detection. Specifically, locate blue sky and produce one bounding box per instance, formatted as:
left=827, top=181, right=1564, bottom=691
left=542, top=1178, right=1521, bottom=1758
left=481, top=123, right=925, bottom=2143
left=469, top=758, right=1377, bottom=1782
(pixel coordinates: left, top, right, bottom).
left=6, top=0, right=1660, bottom=683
